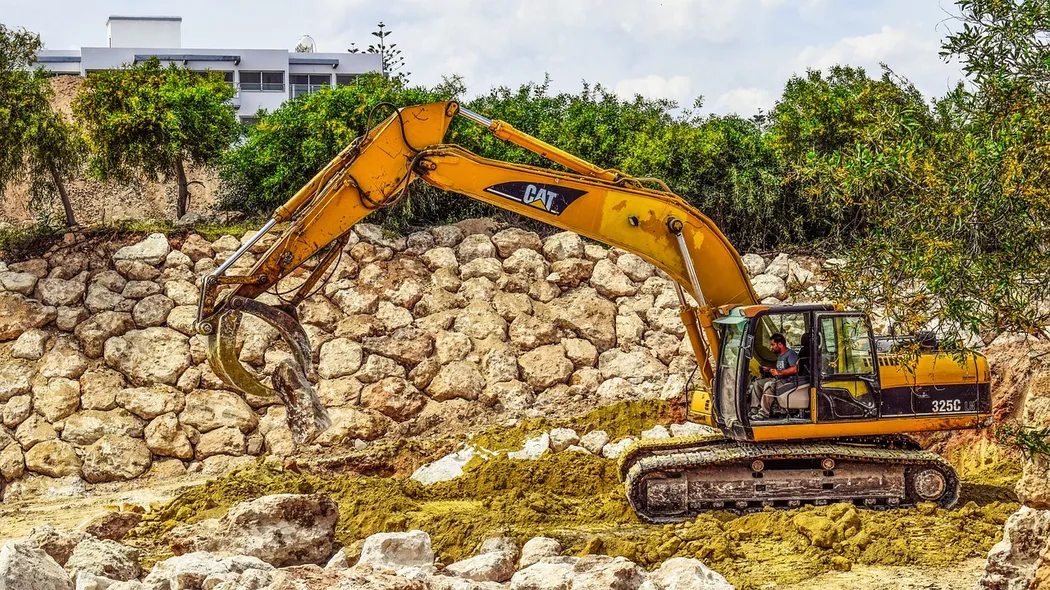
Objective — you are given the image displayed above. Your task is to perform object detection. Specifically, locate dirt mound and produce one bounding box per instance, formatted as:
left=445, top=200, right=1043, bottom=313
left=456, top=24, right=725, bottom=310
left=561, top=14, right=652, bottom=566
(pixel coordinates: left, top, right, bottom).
left=130, top=450, right=1017, bottom=589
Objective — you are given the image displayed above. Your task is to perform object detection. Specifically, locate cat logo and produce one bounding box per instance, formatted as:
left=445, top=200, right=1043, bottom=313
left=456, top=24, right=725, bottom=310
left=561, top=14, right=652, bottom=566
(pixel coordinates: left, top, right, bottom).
left=483, top=181, right=587, bottom=215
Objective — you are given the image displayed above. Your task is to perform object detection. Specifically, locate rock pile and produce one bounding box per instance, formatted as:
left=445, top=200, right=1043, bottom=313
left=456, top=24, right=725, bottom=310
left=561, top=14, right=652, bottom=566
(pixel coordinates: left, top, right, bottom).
left=0, top=221, right=820, bottom=494
left=0, top=492, right=735, bottom=590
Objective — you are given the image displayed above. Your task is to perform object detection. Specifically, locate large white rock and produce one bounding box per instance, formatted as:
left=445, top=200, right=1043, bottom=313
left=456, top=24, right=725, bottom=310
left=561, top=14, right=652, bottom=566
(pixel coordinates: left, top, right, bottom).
left=571, top=554, right=647, bottom=590
left=750, top=274, right=787, bottom=301
left=978, top=506, right=1050, bottom=590
left=0, top=540, right=72, bottom=590
left=358, top=530, right=435, bottom=571
left=508, top=433, right=551, bottom=460
left=518, top=537, right=562, bottom=570
left=81, top=435, right=152, bottom=483
left=65, top=537, right=141, bottom=582
left=741, top=253, right=766, bottom=277
left=648, top=557, right=734, bottom=590
left=446, top=550, right=517, bottom=583
left=410, top=447, right=479, bottom=485
left=601, top=438, right=636, bottom=459
left=548, top=428, right=580, bottom=452
left=641, top=425, right=671, bottom=440
left=509, top=560, right=574, bottom=590
left=579, top=431, right=610, bottom=455
left=670, top=423, right=717, bottom=438
left=104, top=327, right=190, bottom=386
left=113, top=233, right=171, bottom=266
left=167, top=494, right=339, bottom=567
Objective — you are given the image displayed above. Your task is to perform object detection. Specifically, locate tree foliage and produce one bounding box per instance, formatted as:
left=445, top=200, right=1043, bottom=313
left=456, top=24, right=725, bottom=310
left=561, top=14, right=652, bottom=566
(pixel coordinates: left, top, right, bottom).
left=0, top=23, right=86, bottom=227
left=72, top=58, right=238, bottom=219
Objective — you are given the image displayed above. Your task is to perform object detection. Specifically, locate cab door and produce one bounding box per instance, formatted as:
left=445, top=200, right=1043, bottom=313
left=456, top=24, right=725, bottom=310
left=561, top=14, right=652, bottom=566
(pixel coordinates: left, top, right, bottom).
left=814, top=313, right=879, bottom=422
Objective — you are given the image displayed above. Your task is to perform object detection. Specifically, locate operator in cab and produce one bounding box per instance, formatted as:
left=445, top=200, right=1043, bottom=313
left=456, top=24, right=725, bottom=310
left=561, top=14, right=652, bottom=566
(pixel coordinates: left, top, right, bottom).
left=749, top=333, right=799, bottom=420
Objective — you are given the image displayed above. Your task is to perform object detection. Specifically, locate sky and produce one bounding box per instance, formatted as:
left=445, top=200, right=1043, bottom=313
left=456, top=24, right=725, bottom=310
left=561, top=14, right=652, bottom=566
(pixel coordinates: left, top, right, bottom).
left=1, top=0, right=970, bottom=116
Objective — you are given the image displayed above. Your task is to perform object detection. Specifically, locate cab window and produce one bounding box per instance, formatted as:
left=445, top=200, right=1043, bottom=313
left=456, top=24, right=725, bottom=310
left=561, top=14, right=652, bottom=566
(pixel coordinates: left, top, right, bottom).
left=818, top=315, right=874, bottom=377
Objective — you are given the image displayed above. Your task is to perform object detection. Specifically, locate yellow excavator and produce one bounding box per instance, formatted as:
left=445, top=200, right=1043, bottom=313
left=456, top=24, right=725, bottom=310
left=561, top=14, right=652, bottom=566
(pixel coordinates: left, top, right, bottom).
left=195, top=102, right=992, bottom=523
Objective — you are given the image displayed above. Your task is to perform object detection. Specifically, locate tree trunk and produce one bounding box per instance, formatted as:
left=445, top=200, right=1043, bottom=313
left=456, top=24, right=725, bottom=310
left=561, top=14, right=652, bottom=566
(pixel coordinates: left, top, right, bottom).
left=175, top=158, right=189, bottom=220
left=48, top=162, right=77, bottom=227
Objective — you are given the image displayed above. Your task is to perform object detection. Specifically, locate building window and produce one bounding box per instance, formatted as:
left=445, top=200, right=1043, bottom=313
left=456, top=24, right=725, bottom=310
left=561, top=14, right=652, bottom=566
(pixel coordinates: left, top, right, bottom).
left=240, top=116, right=259, bottom=125
left=336, top=74, right=360, bottom=86
left=290, top=73, right=331, bottom=98
left=240, top=71, right=284, bottom=92
left=193, top=70, right=235, bottom=86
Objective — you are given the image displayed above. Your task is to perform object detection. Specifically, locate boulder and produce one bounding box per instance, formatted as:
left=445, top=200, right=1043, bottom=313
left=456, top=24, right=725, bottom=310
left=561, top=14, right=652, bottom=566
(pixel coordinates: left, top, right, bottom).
left=61, top=409, right=145, bottom=445
left=509, top=561, right=574, bottom=590
left=601, top=438, right=636, bottom=459
left=741, top=253, right=766, bottom=277
left=166, top=494, right=339, bottom=566
left=457, top=234, right=496, bottom=263
left=483, top=380, right=534, bottom=411
left=144, top=552, right=233, bottom=589
left=503, top=249, right=549, bottom=280
left=35, top=276, right=86, bottom=307
left=74, top=311, right=135, bottom=358
left=104, top=327, right=191, bottom=386
left=518, top=345, right=573, bottom=389
left=0, top=540, right=72, bottom=590
left=79, top=511, right=143, bottom=542
left=435, top=331, right=473, bottom=364
left=113, top=233, right=170, bottom=265
left=116, top=385, right=185, bottom=420
left=570, top=555, right=647, bottom=590
left=11, top=329, right=49, bottom=360
left=361, top=328, right=435, bottom=365
left=751, top=274, right=787, bottom=300
left=422, top=247, right=460, bottom=271
left=579, top=430, right=610, bottom=455
left=765, top=253, right=790, bottom=280
left=0, top=293, right=56, bottom=341
left=32, top=377, right=80, bottom=422
left=79, top=369, right=124, bottom=410
left=0, top=271, right=38, bottom=295
left=84, top=283, right=125, bottom=313
left=446, top=550, right=516, bottom=583
left=65, top=537, right=141, bottom=582
left=319, top=338, right=365, bottom=379
left=616, top=253, right=655, bottom=283
left=428, top=361, right=486, bottom=401
left=508, top=434, right=550, bottom=460
left=132, top=294, right=175, bottom=327
left=358, top=530, right=434, bottom=571
left=545, top=288, right=617, bottom=350
left=598, top=349, right=667, bottom=381
left=461, top=258, right=504, bottom=282
left=0, top=362, right=34, bottom=401
left=38, top=338, right=89, bottom=380
left=362, top=377, right=427, bottom=421
left=313, top=407, right=388, bottom=445
left=15, top=414, right=56, bottom=449
left=542, top=232, right=585, bottom=262
left=24, top=439, right=82, bottom=478
left=0, top=444, right=24, bottom=481
left=357, top=354, right=407, bottom=384
left=81, top=434, right=152, bottom=483
left=453, top=305, right=508, bottom=341
left=432, top=225, right=465, bottom=247
left=27, top=525, right=86, bottom=567
left=196, top=426, right=247, bottom=459
left=548, top=428, right=579, bottom=452
left=144, top=413, right=194, bottom=459
left=2, top=395, right=31, bottom=429
left=492, top=228, right=542, bottom=258
left=978, top=506, right=1050, bottom=590
left=590, top=259, right=638, bottom=298
left=55, top=306, right=88, bottom=331
left=180, top=234, right=215, bottom=261
left=180, top=389, right=258, bottom=433
left=509, top=315, right=559, bottom=350
left=411, top=447, right=478, bottom=486
left=518, top=537, right=562, bottom=570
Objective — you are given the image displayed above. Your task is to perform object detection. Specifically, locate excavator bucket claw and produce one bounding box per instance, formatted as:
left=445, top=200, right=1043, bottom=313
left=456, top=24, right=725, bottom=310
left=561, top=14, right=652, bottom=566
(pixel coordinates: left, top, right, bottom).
left=206, top=296, right=331, bottom=443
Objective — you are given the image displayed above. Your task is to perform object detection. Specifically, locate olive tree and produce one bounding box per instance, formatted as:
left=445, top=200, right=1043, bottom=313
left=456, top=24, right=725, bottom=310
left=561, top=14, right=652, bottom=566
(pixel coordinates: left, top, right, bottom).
left=72, top=57, right=238, bottom=220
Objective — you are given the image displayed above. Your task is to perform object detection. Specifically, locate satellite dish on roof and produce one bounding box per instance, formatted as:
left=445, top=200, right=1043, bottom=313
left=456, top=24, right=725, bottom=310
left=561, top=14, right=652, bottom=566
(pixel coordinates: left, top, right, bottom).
left=295, top=35, right=316, bottom=53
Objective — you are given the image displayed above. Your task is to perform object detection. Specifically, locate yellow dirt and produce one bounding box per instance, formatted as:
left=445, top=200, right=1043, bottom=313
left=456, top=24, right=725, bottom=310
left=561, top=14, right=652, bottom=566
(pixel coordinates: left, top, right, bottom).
left=129, top=449, right=1018, bottom=590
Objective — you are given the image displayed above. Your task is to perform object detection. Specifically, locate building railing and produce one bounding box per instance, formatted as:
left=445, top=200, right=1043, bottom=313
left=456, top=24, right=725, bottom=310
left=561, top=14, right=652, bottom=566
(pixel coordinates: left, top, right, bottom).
left=290, top=83, right=330, bottom=98
left=239, top=82, right=285, bottom=92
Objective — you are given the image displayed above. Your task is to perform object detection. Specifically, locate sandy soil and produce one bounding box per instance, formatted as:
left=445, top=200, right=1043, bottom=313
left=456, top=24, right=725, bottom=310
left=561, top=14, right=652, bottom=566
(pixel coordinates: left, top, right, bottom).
left=779, top=558, right=986, bottom=590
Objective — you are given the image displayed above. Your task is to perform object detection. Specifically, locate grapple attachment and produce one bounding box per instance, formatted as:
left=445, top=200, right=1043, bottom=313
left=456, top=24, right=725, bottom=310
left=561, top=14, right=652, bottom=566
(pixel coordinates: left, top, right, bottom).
left=206, top=296, right=331, bottom=444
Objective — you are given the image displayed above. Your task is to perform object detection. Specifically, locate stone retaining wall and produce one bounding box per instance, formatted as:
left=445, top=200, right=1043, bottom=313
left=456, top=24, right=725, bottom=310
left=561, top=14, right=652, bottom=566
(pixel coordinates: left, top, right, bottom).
left=0, top=220, right=821, bottom=496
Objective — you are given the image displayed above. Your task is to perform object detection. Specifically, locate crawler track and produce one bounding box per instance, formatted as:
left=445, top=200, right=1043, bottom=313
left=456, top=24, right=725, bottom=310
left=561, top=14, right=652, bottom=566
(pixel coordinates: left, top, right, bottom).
left=620, top=435, right=959, bottom=523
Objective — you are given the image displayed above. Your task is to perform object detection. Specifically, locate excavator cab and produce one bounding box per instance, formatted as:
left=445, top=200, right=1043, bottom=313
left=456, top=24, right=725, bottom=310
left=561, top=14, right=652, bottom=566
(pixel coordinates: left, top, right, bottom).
left=701, top=304, right=990, bottom=444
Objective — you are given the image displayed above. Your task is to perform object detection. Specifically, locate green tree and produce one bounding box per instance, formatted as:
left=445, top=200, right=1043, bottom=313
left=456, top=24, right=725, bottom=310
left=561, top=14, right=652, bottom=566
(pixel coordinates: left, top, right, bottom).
left=349, top=22, right=409, bottom=83
left=218, top=73, right=466, bottom=227
left=0, top=24, right=86, bottom=226
left=72, top=58, right=238, bottom=220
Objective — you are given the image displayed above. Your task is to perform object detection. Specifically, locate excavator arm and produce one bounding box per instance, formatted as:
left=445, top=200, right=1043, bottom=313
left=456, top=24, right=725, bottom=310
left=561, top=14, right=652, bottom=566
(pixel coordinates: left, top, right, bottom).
left=196, top=101, right=758, bottom=438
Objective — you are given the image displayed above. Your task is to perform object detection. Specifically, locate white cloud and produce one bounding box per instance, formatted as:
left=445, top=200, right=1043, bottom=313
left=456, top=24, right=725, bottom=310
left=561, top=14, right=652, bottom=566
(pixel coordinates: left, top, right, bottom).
left=614, top=75, right=693, bottom=105
left=713, top=87, right=774, bottom=117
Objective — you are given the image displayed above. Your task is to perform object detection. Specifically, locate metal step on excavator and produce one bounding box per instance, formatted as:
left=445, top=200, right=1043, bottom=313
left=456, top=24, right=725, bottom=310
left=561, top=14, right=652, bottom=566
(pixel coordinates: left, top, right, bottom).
left=195, top=102, right=991, bottom=521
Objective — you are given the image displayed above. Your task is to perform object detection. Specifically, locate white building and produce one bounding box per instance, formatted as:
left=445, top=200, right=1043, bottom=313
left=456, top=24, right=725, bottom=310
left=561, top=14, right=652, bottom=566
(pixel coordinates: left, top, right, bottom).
left=34, top=16, right=383, bottom=123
